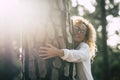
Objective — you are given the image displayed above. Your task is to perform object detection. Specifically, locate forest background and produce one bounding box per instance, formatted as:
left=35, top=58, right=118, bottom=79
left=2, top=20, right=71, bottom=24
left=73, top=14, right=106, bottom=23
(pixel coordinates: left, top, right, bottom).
left=0, top=0, right=120, bottom=80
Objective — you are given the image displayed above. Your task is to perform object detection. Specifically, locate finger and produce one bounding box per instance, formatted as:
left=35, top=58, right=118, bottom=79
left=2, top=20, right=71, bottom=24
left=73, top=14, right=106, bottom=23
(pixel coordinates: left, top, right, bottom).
left=46, top=44, right=54, bottom=48
left=40, top=47, right=48, bottom=50
left=43, top=54, right=58, bottom=59
left=39, top=50, right=47, bottom=54
left=39, top=54, right=48, bottom=57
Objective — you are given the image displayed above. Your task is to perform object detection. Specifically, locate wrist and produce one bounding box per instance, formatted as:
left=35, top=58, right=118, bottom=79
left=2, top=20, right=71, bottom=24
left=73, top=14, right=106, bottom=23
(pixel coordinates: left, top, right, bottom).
left=58, top=50, right=64, bottom=57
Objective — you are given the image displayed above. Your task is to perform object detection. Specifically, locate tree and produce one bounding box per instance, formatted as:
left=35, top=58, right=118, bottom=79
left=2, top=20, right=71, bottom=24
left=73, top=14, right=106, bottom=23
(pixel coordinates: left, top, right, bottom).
left=100, top=0, right=109, bottom=80
left=0, top=0, right=73, bottom=80
left=22, top=0, right=73, bottom=80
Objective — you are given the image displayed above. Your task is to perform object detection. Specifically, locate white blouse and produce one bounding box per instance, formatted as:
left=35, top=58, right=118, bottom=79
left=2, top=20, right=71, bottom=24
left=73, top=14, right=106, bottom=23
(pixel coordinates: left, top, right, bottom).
left=61, top=42, right=93, bottom=80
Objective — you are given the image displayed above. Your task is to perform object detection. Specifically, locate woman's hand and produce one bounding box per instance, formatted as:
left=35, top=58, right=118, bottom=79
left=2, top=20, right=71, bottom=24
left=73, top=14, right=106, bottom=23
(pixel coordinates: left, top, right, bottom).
left=39, top=44, right=64, bottom=59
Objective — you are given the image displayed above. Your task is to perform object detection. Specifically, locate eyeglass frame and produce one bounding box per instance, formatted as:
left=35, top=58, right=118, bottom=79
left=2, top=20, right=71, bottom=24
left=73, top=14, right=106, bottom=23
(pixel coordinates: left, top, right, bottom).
left=73, top=24, right=87, bottom=35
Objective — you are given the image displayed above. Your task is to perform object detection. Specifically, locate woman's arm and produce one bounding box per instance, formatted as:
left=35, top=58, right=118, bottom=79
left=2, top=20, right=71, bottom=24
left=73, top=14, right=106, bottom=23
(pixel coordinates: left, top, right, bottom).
left=39, top=43, right=90, bottom=62
left=39, top=44, right=64, bottom=59
left=61, top=43, right=90, bottom=62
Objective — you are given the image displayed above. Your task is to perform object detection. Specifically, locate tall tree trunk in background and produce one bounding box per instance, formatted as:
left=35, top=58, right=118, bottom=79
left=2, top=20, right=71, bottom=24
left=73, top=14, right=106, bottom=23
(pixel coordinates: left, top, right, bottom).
left=100, top=0, right=109, bottom=80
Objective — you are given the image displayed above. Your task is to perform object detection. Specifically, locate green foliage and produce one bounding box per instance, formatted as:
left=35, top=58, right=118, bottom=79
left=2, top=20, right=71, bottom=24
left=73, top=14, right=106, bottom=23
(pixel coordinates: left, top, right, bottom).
left=109, top=50, right=120, bottom=80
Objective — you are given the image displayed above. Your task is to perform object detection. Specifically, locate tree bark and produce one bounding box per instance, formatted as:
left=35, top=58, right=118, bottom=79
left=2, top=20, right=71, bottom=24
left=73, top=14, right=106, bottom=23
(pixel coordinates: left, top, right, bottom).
left=22, top=0, right=72, bottom=80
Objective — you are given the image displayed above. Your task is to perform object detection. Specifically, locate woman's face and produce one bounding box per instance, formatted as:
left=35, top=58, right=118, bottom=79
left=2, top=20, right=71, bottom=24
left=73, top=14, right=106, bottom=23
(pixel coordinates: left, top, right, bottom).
left=73, top=23, right=87, bottom=43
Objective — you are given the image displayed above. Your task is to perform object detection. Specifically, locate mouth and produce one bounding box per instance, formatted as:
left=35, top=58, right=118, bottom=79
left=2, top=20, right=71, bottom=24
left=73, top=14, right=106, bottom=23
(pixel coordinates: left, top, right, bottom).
left=75, top=35, right=81, bottom=38
left=74, top=36, right=81, bottom=41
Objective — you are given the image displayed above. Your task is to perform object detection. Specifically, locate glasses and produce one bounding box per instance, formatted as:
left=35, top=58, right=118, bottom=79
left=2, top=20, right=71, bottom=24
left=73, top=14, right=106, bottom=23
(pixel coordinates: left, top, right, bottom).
left=73, top=26, right=87, bottom=35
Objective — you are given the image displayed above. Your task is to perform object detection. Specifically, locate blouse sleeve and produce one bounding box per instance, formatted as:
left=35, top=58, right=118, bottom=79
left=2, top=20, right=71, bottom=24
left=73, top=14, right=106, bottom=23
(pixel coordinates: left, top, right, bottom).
left=60, top=43, right=90, bottom=62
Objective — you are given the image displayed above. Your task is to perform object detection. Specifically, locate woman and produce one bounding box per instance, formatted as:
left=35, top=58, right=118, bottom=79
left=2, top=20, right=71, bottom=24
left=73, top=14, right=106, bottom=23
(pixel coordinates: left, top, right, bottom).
left=39, top=16, right=96, bottom=80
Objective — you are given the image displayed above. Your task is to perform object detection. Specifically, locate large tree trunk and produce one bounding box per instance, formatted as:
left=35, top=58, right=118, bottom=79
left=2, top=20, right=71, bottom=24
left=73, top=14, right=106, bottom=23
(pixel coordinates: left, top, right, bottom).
left=0, top=0, right=73, bottom=80
left=21, top=0, right=72, bottom=80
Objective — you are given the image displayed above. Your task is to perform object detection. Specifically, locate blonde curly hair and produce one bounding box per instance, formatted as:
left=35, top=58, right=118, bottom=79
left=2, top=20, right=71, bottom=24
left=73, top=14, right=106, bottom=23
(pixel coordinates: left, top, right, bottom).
left=72, top=16, right=96, bottom=58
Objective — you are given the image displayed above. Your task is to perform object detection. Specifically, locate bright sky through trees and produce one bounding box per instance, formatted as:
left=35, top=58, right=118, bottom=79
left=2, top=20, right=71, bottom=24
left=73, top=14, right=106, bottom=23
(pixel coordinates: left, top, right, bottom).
left=71, top=0, right=120, bottom=48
